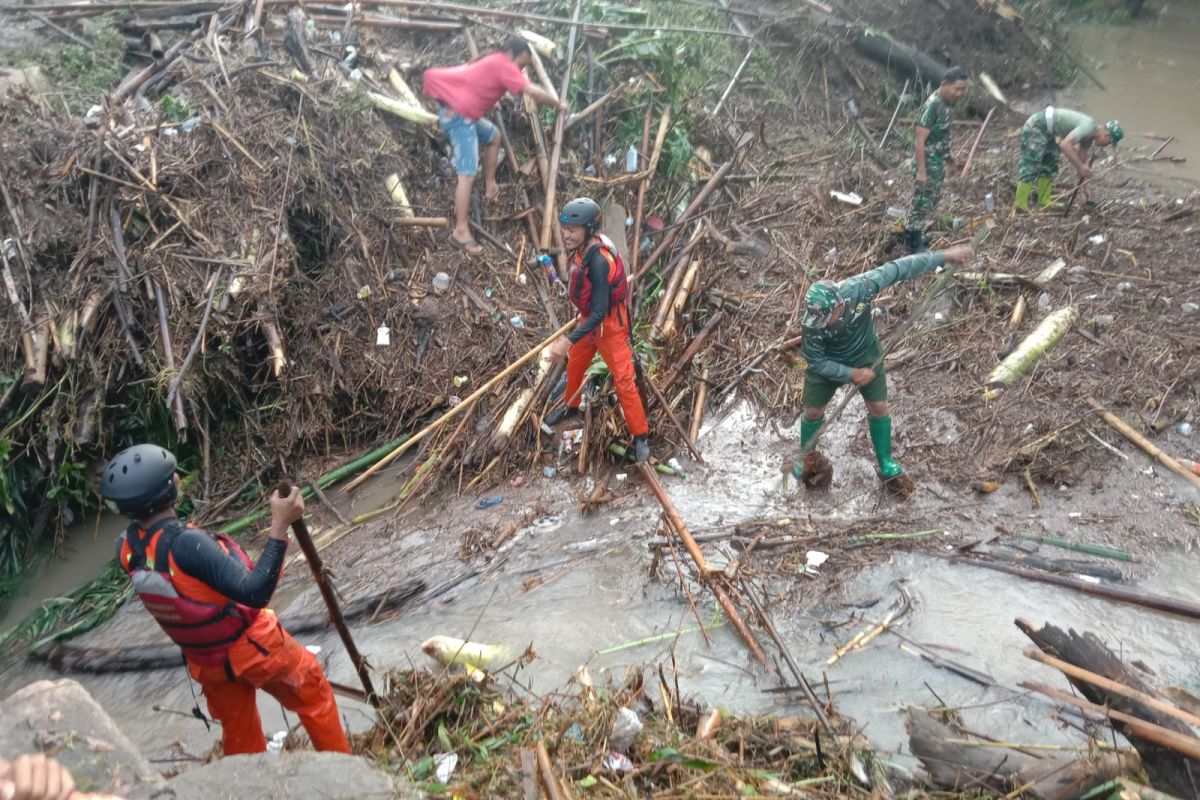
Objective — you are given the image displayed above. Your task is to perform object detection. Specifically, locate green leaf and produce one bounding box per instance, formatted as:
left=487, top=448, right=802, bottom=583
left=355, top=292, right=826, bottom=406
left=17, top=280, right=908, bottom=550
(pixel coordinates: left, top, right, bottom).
left=437, top=721, right=452, bottom=751
left=579, top=775, right=598, bottom=789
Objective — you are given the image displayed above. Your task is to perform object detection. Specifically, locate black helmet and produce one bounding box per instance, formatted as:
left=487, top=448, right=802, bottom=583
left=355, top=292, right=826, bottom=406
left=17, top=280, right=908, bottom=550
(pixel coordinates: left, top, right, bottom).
left=559, top=197, right=602, bottom=232
left=101, top=444, right=177, bottom=517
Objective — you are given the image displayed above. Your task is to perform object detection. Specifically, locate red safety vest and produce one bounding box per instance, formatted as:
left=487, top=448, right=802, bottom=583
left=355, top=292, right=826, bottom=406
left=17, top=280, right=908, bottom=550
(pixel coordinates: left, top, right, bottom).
left=567, top=234, right=628, bottom=318
left=118, top=519, right=260, bottom=666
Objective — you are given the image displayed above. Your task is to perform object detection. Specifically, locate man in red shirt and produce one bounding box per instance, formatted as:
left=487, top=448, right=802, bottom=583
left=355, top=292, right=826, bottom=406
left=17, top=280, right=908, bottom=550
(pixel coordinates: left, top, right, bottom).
left=424, top=36, right=568, bottom=255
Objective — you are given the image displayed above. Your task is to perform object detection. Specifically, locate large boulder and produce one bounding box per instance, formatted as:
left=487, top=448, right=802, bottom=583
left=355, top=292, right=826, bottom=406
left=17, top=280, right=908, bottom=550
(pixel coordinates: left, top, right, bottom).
left=135, top=752, right=416, bottom=800
left=0, top=679, right=161, bottom=795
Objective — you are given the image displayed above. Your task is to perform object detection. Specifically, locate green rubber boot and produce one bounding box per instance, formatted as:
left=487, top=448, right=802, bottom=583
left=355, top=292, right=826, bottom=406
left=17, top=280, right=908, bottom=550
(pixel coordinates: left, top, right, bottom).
left=790, top=415, right=825, bottom=479
left=1014, top=181, right=1034, bottom=214
left=867, top=415, right=903, bottom=480
left=1036, top=177, right=1056, bottom=208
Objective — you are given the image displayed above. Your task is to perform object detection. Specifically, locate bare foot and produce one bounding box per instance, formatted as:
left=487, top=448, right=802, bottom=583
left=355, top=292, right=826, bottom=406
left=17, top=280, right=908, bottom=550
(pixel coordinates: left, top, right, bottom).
left=483, top=182, right=500, bottom=202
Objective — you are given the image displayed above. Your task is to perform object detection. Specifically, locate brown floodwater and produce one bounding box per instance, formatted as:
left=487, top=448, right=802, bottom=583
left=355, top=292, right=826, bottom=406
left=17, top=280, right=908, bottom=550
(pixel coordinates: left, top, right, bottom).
left=1071, top=3, right=1200, bottom=183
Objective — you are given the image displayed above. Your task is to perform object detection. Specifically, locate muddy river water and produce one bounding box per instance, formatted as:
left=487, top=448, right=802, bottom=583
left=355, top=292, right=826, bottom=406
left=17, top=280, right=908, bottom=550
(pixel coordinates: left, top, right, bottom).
left=1071, top=3, right=1200, bottom=183
left=3, top=397, right=1200, bottom=774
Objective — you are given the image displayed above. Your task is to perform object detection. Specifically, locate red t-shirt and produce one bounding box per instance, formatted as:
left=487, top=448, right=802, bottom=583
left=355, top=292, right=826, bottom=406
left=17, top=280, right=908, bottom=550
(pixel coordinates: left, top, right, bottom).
left=423, top=52, right=530, bottom=122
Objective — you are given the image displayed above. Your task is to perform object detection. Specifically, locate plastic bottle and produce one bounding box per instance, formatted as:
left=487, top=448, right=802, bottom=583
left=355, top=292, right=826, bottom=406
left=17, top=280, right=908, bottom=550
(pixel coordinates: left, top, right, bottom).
left=985, top=193, right=995, bottom=212
left=625, top=145, right=638, bottom=173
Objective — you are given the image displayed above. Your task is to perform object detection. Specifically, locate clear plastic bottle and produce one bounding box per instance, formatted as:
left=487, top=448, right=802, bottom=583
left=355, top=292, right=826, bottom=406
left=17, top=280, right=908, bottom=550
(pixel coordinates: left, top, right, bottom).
left=625, top=145, right=638, bottom=173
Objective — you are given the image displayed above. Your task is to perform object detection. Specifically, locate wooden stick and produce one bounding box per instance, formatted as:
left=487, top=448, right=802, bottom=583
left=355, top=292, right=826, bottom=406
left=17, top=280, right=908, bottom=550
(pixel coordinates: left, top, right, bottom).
left=879, top=78, right=909, bottom=149
left=645, top=376, right=703, bottom=462
left=394, top=216, right=448, bottom=227
left=689, top=368, right=709, bottom=445
left=534, top=741, right=564, bottom=800
left=947, top=556, right=1200, bottom=620
left=960, top=107, right=995, bottom=178
left=518, top=748, right=539, bottom=800
left=209, top=119, right=266, bottom=171
left=277, top=480, right=379, bottom=707
left=152, top=281, right=188, bottom=430
left=627, top=105, right=652, bottom=278
left=635, top=158, right=736, bottom=281
left=1087, top=396, right=1200, bottom=490
left=1023, top=649, right=1200, bottom=728
left=712, top=47, right=753, bottom=117
left=344, top=319, right=576, bottom=491
left=650, top=225, right=703, bottom=339
left=657, top=310, right=724, bottom=395
left=659, top=257, right=701, bottom=341
left=1022, top=680, right=1200, bottom=761
left=167, top=266, right=223, bottom=409
left=638, top=464, right=767, bottom=666
left=563, top=83, right=624, bottom=132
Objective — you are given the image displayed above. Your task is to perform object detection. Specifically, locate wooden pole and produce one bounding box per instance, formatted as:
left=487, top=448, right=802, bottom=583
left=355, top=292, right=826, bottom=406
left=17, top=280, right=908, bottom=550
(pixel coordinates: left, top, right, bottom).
left=960, top=107, right=995, bottom=178
left=1023, top=649, right=1200, bottom=729
left=1087, top=396, right=1200, bottom=490
left=277, top=481, right=379, bottom=707
left=689, top=368, right=709, bottom=445
left=1022, top=681, right=1200, bottom=761
left=344, top=319, right=576, bottom=491
left=638, top=464, right=767, bottom=666
left=947, top=556, right=1200, bottom=620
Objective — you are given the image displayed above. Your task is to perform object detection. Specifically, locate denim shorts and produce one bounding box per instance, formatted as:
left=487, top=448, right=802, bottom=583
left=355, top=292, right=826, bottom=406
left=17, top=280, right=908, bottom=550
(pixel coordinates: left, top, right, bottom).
left=437, top=106, right=498, bottom=177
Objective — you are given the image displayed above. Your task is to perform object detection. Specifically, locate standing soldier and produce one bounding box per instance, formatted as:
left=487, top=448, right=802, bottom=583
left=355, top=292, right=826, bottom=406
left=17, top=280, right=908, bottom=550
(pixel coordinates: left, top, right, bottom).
left=423, top=36, right=569, bottom=255
left=791, top=245, right=974, bottom=492
left=1014, top=107, right=1122, bottom=212
left=544, top=198, right=651, bottom=463
left=905, top=67, right=969, bottom=253
left=101, top=444, right=351, bottom=757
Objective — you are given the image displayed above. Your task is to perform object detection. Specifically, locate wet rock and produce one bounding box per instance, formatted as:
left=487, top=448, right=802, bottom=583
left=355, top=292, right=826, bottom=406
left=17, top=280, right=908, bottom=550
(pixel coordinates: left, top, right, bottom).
left=0, top=67, right=47, bottom=101
left=0, top=679, right=161, bottom=795
left=1090, top=314, right=1114, bottom=332
left=132, top=752, right=415, bottom=800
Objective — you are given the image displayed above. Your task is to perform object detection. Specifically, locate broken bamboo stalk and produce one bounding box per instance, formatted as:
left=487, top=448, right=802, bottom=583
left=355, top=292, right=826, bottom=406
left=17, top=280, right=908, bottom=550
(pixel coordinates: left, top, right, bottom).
left=635, top=159, right=736, bottom=281
left=262, top=316, right=286, bottom=378
left=712, top=47, right=753, bottom=117
left=689, top=368, right=709, bottom=445
left=947, top=556, right=1200, bottom=620
left=534, top=742, right=564, bottom=800
left=0, top=247, right=44, bottom=392
left=645, top=376, right=703, bottom=463
left=344, top=318, right=576, bottom=491
left=152, top=281, right=187, bottom=430
left=167, top=266, right=224, bottom=410
left=986, top=305, right=1077, bottom=387
left=1022, top=680, right=1200, bottom=761
left=628, top=106, right=652, bottom=279
left=650, top=224, right=704, bottom=339
left=393, top=216, right=448, bottom=227
left=1087, top=396, right=1200, bottom=490
left=638, top=464, right=767, bottom=666
left=659, top=257, right=701, bottom=341
left=1023, top=649, right=1200, bottom=729
left=563, top=82, right=625, bottom=132
left=959, top=107, right=994, bottom=178
left=658, top=310, right=725, bottom=396
left=879, top=77, right=909, bottom=149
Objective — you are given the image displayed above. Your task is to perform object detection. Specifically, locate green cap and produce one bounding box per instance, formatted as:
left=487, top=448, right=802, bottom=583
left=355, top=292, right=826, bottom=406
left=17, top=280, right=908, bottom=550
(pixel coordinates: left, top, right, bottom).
left=802, top=280, right=841, bottom=329
left=1105, top=120, right=1124, bottom=147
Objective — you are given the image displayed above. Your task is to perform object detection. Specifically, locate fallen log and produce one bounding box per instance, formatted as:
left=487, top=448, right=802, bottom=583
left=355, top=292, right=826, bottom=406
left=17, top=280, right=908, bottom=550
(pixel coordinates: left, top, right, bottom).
left=639, top=463, right=766, bottom=666
left=852, top=29, right=947, bottom=85
left=36, top=579, right=425, bottom=673
left=1018, top=619, right=1200, bottom=796
left=1087, top=396, right=1200, bottom=491
left=947, top=556, right=1200, bottom=620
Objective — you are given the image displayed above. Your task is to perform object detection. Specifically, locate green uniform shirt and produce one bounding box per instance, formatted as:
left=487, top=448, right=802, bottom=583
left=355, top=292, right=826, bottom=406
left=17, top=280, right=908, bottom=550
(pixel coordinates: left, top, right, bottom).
left=1044, top=108, right=1098, bottom=148
left=802, top=252, right=947, bottom=382
left=916, top=93, right=953, bottom=159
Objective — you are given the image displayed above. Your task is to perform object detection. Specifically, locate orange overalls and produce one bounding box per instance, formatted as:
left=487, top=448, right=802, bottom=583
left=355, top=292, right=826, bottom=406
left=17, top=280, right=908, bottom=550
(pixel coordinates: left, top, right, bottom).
left=119, top=522, right=351, bottom=756
left=563, top=236, right=649, bottom=437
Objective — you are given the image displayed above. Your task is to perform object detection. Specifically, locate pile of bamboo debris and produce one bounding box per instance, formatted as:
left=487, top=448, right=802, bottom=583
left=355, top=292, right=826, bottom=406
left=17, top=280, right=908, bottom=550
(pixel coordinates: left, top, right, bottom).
left=0, top=0, right=1196, bottom=565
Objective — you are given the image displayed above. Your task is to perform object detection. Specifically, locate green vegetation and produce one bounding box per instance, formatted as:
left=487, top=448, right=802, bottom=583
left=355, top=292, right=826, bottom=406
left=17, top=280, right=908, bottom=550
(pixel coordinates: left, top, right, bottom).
left=40, top=25, right=126, bottom=112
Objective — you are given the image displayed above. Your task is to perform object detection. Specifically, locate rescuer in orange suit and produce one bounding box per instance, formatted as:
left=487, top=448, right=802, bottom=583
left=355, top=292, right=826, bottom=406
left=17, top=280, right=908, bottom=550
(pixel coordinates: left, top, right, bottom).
left=101, top=444, right=350, bottom=756
left=544, top=197, right=651, bottom=463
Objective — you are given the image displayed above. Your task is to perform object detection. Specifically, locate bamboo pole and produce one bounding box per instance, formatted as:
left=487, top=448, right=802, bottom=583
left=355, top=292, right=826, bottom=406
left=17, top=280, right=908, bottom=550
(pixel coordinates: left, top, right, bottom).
left=657, top=310, right=725, bottom=395
left=650, top=225, right=703, bottom=339
left=645, top=376, right=703, bottom=463
left=659, top=257, right=701, bottom=341
left=627, top=105, right=652, bottom=278
left=947, top=556, right=1200, bottom=620
left=277, top=481, right=379, bottom=707
left=344, top=319, right=576, bottom=491
left=635, top=159, right=736, bottom=282
left=712, top=47, right=753, bottom=117
left=1087, top=396, right=1200, bottom=490
left=394, top=216, right=448, bottom=227
left=638, top=464, right=767, bottom=666
left=1022, top=681, right=1200, bottom=761
left=1023, top=649, right=1200, bottom=729
left=1014, top=533, right=1141, bottom=563
left=689, top=368, right=709, bottom=445
left=538, top=0, right=582, bottom=251
left=534, top=742, right=564, bottom=800
left=563, top=83, right=624, bottom=132
left=960, top=107, right=994, bottom=178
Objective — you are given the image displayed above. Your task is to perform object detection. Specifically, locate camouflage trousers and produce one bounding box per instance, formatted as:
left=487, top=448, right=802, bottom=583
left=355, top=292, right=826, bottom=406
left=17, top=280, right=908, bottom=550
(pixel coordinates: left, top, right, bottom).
left=1019, top=121, right=1059, bottom=183
left=906, top=155, right=945, bottom=233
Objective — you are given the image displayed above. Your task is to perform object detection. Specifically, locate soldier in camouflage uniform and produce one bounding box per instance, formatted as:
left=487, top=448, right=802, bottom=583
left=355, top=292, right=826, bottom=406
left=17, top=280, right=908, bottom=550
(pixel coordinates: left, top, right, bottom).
left=1014, top=107, right=1123, bottom=212
left=792, top=245, right=974, bottom=491
left=906, top=67, right=969, bottom=253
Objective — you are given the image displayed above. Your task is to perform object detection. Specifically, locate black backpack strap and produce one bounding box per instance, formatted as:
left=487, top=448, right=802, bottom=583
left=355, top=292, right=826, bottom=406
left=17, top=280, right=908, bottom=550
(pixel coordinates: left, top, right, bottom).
left=125, top=518, right=187, bottom=573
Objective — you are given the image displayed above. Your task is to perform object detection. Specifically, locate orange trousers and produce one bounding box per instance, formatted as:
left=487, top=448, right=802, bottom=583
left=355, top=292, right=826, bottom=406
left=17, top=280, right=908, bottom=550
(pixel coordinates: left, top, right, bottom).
left=564, top=312, right=649, bottom=437
left=188, top=612, right=351, bottom=756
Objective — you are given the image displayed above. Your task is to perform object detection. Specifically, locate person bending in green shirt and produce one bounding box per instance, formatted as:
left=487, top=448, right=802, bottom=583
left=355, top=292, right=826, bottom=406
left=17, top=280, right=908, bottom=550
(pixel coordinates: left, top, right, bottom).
left=907, top=67, right=969, bottom=254
left=792, top=244, right=973, bottom=491
left=1015, top=106, right=1123, bottom=212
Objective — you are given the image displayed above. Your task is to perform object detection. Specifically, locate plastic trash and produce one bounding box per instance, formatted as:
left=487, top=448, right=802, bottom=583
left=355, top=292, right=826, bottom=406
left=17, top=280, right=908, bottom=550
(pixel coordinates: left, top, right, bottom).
left=434, top=752, right=458, bottom=783
left=357, top=285, right=372, bottom=299
left=475, top=495, right=502, bottom=509
left=266, top=731, right=288, bottom=754
left=885, top=206, right=906, bottom=219
left=510, top=315, right=524, bottom=328
left=829, top=190, right=863, bottom=206
left=453, top=375, right=468, bottom=387
left=804, top=550, right=829, bottom=575
left=609, top=707, right=643, bottom=752
left=376, top=326, right=390, bottom=346
left=1180, top=421, right=1193, bottom=436
left=543, top=466, right=557, bottom=478
left=625, top=145, right=638, bottom=173
left=1182, top=302, right=1199, bottom=315
left=985, top=193, right=995, bottom=212
left=604, top=751, right=633, bottom=773
left=432, top=272, right=451, bottom=293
